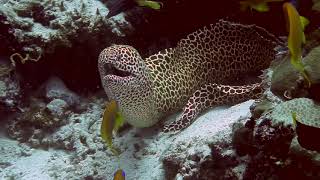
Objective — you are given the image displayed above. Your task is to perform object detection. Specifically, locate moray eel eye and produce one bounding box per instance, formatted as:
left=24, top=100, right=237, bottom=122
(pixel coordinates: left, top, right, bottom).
left=105, top=63, right=132, bottom=77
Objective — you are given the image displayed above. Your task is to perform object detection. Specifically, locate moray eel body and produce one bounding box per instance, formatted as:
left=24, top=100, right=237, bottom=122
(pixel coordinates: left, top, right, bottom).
left=98, top=20, right=281, bottom=133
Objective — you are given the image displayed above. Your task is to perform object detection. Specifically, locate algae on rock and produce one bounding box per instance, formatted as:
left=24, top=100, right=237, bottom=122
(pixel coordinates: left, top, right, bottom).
left=271, top=56, right=304, bottom=98
left=304, top=46, right=320, bottom=84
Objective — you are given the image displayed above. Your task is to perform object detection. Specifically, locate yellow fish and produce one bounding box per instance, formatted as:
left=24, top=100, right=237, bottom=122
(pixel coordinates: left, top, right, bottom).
left=283, top=2, right=311, bottom=87
left=100, top=100, right=124, bottom=156
left=136, top=0, right=163, bottom=10
left=240, top=0, right=283, bottom=12
left=113, top=169, right=125, bottom=180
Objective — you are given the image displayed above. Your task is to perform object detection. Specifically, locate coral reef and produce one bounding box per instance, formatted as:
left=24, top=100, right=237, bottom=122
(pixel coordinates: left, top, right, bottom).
left=46, top=98, right=68, bottom=117
left=45, top=76, right=80, bottom=107
left=0, top=0, right=133, bottom=58
left=5, top=77, right=83, bottom=148
left=0, top=0, right=138, bottom=93
left=0, top=57, right=20, bottom=111
left=232, top=124, right=256, bottom=156
left=0, top=0, right=320, bottom=179
left=6, top=98, right=66, bottom=146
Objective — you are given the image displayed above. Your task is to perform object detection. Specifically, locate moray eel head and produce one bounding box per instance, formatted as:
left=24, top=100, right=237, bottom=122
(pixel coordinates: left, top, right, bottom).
left=98, top=45, right=142, bottom=83
left=98, top=45, right=160, bottom=128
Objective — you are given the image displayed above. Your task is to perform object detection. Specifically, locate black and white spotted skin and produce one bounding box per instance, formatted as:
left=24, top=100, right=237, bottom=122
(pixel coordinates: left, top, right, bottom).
left=98, top=20, right=281, bottom=133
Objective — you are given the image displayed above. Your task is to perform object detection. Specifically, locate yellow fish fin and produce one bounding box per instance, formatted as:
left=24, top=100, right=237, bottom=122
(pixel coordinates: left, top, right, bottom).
left=114, top=112, right=125, bottom=133
left=300, top=16, right=309, bottom=44
left=291, top=112, right=297, bottom=127
left=300, top=16, right=310, bottom=31
left=136, top=0, right=162, bottom=10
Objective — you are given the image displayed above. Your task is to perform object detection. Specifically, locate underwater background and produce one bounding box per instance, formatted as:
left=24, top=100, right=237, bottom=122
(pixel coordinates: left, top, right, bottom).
left=0, top=0, right=320, bottom=179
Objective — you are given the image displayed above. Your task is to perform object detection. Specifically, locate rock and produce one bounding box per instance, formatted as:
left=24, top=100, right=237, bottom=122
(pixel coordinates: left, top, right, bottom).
left=0, top=57, right=20, bottom=110
left=295, top=121, right=320, bottom=152
left=304, top=46, right=320, bottom=84
left=305, top=29, right=320, bottom=53
left=270, top=56, right=306, bottom=99
left=50, top=100, right=104, bottom=152
left=290, top=137, right=320, bottom=166
left=0, top=80, right=6, bottom=97
left=46, top=99, right=68, bottom=117
left=161, top=100, right=254, bottom=179
left=308, top=83, right=320, bottom=102
left=242, top=121, right=319, bottom=180
left=6, top=97, right=67, bottom=146
left=271, top=46, right=320, bottom=100
left=254, top=119, right=295, bottom=156
left=250, top=99, right=274, bottom=119
left=0, top=0, right=133, bottom=57
left=304, top=46, right=320, bottom=101
left=232, top=124, right=256, bottom=156
left=45, top=76, right=80, bottom=106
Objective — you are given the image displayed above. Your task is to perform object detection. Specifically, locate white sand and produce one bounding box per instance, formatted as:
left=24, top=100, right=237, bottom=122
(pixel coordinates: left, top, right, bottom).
left=0, top=100, right=254, bottom=179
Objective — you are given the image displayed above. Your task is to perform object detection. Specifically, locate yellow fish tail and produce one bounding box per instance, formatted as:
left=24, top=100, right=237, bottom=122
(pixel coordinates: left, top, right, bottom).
left=290, top=57, right=312, bottom=87
left=106, top=140, right=120, bottom=156
left=300, top=16, right=310, bottom=44
left=110, top=146, right=121, bottom=156
left=300, top=16, right=310, bottom=31
left=301, top=71, right=312, bottom=87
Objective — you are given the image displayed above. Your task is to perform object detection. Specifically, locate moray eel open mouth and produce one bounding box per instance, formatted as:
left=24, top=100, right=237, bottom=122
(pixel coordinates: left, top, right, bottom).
left=105, top=63, right=133, bottom=78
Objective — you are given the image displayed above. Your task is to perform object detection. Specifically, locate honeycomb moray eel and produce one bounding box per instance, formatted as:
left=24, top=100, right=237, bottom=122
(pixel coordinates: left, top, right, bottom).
left=98, top=19, right=282, bottom=133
